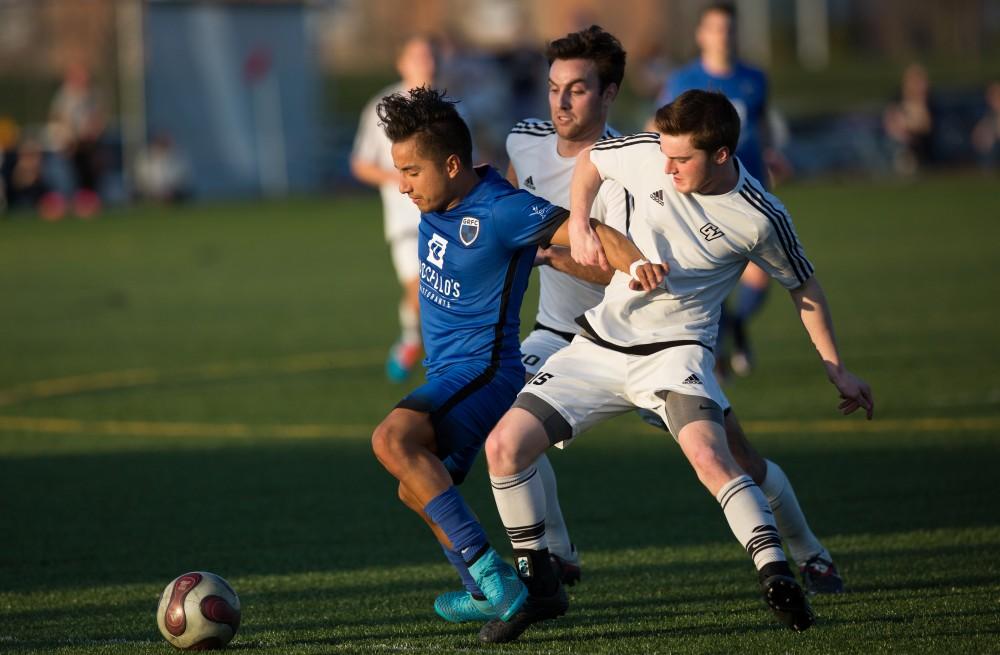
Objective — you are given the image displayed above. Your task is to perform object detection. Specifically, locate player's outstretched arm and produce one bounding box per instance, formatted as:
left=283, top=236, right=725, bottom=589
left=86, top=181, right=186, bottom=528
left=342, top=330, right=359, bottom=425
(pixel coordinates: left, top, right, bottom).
left=550, top=219, right=665, bottom=291
left=536, top=245, right=615, bottom=285
left=790, top=276, right=874, bottom=419
left=567, top=148, right=607, bottom=269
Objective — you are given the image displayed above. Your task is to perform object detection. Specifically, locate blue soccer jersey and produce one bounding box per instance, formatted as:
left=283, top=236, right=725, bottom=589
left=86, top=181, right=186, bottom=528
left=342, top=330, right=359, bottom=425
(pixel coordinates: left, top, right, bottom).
left=659, top=60, right=769, bottom=184
left=416, top=165, right=567, bottom=377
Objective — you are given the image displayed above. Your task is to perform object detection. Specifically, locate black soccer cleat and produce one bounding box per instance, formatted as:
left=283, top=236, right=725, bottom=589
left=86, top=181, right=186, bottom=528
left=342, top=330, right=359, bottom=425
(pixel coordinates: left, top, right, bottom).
left=550, top=552, right=582, bottom=587
left=761, top=574, right=815, bottom=632
left=478, top=584, right=569, bottom=644
left=800, top=555, right=844, bottom=595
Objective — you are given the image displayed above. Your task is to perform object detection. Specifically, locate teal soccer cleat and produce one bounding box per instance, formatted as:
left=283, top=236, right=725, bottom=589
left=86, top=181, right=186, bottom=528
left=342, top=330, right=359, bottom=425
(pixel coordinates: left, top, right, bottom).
left=434, top=591, right=496, bottom=623
left=468, top=548, right=528, bottom=622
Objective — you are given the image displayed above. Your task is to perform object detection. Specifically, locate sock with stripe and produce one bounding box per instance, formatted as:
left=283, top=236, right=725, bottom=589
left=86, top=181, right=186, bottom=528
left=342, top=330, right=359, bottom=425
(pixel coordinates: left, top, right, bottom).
left=423, top=487, right=489, bottom=565
left=490, top=464, right=557, bottom=596
left=441, top=546, right=486, bottom=599
left=534, top=454, right=574, bottom=562
left=759, top=459, right=832, bottom=567
left=716, top=474, right=787, bottom=570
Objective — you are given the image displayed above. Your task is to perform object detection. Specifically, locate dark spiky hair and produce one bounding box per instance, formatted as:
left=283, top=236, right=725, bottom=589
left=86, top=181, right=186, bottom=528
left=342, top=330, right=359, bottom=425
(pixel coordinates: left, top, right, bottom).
left=376, top=86, right=472, bottom=166
left=545, top=25, right=626, bottom=92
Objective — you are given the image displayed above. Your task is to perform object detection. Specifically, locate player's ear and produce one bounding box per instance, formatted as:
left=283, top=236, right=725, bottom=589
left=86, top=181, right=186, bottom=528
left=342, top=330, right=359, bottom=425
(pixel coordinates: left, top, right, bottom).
left=713, top=146, right=731, bottom=165
left=602, top=82, right=619, bottom=106
left=444, top=153, right=462, bottom=179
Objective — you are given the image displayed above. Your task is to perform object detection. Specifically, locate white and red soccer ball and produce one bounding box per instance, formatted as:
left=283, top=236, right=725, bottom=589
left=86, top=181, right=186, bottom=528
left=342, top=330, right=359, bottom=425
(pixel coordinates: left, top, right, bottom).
left=156, top=571, right=241, bottom=650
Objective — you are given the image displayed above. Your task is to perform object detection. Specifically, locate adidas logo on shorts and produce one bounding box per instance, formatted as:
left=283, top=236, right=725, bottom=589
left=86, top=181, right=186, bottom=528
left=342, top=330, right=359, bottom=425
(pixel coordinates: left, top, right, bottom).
left=650, top=189, right=664, bottom=205
left=682, top=374, right=702, bottom=385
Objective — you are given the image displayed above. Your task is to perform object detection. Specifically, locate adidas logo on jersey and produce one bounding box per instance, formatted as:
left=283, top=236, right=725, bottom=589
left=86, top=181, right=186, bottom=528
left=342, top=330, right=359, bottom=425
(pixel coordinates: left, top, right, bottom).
left=650, top=189, right=664, bottom=205
left=682, top=374, right=702, bottom=385
left=523, top=176, right=536, bottom=190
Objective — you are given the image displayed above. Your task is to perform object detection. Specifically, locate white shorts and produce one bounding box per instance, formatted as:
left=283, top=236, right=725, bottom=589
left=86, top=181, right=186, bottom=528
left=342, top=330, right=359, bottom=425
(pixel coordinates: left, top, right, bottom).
left=389, top=232, right=419, bottom=284
left=520, top=336, right=729, bottom=446
left=520, top=328, right=574, bottom=376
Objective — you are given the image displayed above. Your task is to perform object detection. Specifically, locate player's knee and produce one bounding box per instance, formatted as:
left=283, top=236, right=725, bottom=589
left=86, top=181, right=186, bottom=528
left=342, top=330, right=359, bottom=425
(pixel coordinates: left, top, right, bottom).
left=485, top=416, right=528, bottom=474
left=371, top=420, right=404, bottom=468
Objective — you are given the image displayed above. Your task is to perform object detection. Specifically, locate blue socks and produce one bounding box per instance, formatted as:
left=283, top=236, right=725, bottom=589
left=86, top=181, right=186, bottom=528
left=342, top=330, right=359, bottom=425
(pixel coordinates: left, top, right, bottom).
left=442, top=546, right=485, bottom=597
left=424, top=486, right=489, bottom=564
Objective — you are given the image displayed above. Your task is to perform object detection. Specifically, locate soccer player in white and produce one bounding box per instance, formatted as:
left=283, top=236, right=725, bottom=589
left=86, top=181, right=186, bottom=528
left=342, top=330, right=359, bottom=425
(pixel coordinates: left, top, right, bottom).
left=507, top=25, right=846, bottom=606
left=478, top=90, right=874, bottom=643
left=351, top=36, right=436, bottom=382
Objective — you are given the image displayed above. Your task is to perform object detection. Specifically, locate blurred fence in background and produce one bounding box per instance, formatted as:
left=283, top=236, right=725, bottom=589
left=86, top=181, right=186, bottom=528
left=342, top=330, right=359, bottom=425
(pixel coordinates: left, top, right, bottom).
left=0, top=0, right=998, bottom=208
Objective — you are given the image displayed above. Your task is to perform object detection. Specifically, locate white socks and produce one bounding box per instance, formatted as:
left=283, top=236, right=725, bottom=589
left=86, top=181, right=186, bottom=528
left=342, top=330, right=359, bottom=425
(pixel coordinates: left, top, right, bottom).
left=717, top=474, right=786, bottom=569
left=490, top=463, right=547, bottom=551
left=759, top=459, right=831, bottom=566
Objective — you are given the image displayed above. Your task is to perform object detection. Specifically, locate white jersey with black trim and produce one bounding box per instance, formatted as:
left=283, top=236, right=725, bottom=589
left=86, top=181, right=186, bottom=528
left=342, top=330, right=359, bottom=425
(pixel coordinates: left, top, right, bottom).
left=583, top=132, right=814, bottom=349
left=351, top=82, right=421, bottom=242
left=506, top=119, right=632, bottom=335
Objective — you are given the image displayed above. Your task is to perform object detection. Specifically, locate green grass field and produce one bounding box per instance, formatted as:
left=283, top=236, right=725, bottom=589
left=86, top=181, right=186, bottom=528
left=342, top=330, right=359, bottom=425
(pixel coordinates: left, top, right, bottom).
left=1, top=175, right=999, bottom=653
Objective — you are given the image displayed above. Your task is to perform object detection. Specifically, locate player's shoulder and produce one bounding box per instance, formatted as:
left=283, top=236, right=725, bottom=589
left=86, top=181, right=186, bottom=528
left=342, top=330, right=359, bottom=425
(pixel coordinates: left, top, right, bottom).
left=732, top=171, right=794, bottom=235
left=509, top=118, right=556, bottom=137
left=591, top=131, right=661, bottom=153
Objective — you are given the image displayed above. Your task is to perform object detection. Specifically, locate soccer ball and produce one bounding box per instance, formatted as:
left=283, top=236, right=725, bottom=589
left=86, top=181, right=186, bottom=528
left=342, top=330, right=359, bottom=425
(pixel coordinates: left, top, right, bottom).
left=156, top=571, right=241, bottom=650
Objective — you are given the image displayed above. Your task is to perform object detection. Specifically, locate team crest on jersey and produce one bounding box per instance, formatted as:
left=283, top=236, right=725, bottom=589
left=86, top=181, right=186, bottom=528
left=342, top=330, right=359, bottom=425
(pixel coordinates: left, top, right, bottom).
left=427, top=233, right=448, bottom=268
left=459, top=217, right=480, bottom=246
left=699, top=223, right=726, bottom=241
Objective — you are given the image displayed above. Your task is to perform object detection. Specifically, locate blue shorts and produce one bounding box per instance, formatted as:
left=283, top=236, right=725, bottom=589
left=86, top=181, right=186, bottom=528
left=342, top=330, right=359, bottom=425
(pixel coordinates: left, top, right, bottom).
left=396, top=361, right=525, bottom=484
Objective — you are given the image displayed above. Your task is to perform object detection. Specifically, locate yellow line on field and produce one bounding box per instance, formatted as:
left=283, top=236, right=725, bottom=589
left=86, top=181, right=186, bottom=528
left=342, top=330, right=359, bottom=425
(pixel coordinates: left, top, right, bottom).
left=0, top=415, right=370, bottom=439
left=741, top=416, right=1000, bottom=434
left=0, top=349, right=385, bottom=408
left=0, top=415, right=996, bottom=440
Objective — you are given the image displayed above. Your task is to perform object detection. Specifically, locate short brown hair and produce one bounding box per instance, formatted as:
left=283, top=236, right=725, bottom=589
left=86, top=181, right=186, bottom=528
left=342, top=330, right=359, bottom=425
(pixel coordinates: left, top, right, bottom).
left=545, top=25, right=626, bottom=93
left=653, top=90, right=740, bottom=155
left=377, top=86, right=472, bottom=167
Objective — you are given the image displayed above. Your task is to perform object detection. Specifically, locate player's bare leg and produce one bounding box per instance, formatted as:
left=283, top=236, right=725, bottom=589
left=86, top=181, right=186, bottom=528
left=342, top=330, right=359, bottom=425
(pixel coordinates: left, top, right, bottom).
left=725, top=409, right=844, bottom=593
left=479, top=409, right=569, bottom=643
left=675, top=413, right=813, bottom=631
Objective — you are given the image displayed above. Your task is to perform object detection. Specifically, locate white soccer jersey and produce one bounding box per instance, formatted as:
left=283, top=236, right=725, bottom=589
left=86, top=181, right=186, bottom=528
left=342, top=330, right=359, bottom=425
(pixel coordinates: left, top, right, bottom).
left=506, top=119, right=631, bottom=335
left=582, top=132, right=814, bottom=350
left=351, top=82, right=421, bottom=242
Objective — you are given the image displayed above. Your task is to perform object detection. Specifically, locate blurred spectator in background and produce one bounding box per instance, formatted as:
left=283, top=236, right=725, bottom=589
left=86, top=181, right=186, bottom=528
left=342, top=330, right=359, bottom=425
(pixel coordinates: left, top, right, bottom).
left=351, top=35, right=437, bottom=382
left=971, top=81, right=1000, bottom=170
left=883, top=63, right=938, bottom=175
left=653, top=2, right=778, bottom=377
left=47, top=62, right=107, bottom=217
left=135, top=131, right=189, bottom=203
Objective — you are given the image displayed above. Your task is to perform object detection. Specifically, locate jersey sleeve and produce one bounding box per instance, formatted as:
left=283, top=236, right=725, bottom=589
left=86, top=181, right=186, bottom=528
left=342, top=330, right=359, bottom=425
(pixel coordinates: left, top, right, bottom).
left=748, top=202, right=815, bottom=290
left=492, top=190, right=569, bottom=249
left=589, top=133, right=659, bottom=187
left=592, top=178, right=631, bottom=233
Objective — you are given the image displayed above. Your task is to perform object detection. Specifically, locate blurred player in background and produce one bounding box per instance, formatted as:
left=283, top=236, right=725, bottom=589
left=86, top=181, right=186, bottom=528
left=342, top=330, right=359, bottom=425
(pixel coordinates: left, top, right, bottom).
left=369, top=87, right=662, bottom=629
left=351, top=36, right=437, bottom=382
left=656, top=3, right=775, bottom=376
left=507, top=24, right=844, bottom=614
left=479, top=90, right=874, bottom=643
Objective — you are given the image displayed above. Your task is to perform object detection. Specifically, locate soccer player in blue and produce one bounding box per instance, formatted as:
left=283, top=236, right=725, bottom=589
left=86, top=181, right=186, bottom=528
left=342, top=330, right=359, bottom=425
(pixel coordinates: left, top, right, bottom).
left=369, top=87, right=664, bottom=629
left=657, top=2, right=774, bottom=376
